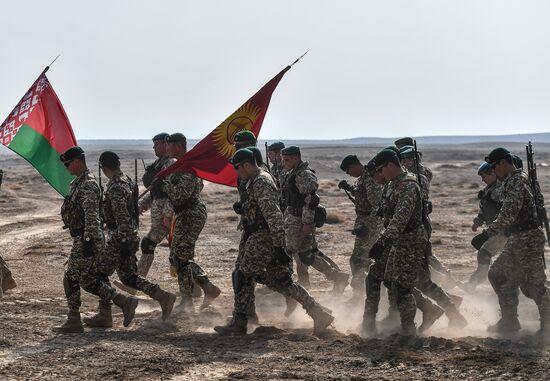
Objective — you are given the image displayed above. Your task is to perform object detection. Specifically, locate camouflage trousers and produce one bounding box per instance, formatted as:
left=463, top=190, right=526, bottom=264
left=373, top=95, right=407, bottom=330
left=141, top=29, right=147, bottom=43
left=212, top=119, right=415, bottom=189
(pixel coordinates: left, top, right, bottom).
left=384, top=237, right=426, bottom=325
left=145, top=198, right=173, bottom=245
left=64, top=238, right=117, bottom=312
left=171, top=204, right=208, bottom=296
left=350, top=215, right=382, bottom=293
left=284, top=213, right=340, bottom=283
left=364, top=246, right=392, bottom=319
left=96, top=233, right=160, bottom=297
left=234, top=230, right=316, bottom=319
left=416, top=256, right=453, bottom=309
left=234, top=230, right=256, bottom=315
left=488, top=229, right=550, bottom=317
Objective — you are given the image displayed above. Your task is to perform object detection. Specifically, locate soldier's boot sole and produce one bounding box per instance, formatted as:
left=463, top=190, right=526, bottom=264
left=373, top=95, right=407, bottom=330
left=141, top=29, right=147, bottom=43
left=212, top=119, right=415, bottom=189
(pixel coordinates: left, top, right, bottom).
left=418, top=305, right=444, bottom=333
left=214, top=317, right=247, bottom=336
left=311, top=306, right=335, bottom=336
left=53, top=314, right=84, bottom=334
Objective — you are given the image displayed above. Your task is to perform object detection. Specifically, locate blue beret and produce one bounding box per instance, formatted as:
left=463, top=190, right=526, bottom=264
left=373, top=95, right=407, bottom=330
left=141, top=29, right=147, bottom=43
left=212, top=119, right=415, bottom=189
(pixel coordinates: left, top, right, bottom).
left=477, top=162, right=492, bottom=175
left=399, top=145, right=415, bottom=159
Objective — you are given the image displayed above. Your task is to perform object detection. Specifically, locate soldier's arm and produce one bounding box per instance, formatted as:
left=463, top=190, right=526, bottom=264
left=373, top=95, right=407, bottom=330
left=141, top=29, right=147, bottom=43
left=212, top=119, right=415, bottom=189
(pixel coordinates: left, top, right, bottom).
left=139, top=192, right=153, bottom=212
left=382, top=182, right=419, bottom=241
left=80, top=181, right=104, bottom=250
left=486, top=179, right=523, bottom=235
left=296, top=170, right=318, bottom=225
left=109, top=184, right=134, bottom=239
left=254, top=177, right=285, bottom=247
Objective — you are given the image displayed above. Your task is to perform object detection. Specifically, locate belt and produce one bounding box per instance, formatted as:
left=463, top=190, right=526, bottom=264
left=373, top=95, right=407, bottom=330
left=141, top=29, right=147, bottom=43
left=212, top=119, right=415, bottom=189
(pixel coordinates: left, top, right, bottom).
left=173, top=198, right=200, bottom=214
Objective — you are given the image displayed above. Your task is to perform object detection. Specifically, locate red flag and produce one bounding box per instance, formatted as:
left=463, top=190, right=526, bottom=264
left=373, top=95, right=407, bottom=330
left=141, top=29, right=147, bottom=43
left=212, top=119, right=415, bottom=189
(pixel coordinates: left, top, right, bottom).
left=157, top=66, right=290, bottom=187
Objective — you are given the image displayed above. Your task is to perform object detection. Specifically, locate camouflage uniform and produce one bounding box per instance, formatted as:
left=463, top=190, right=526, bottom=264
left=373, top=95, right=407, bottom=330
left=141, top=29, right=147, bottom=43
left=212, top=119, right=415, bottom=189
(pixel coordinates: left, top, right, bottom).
left=138, top=156, right=175, bottom=274
left=98, top=172, right=161, bottom=296
left=282, top=161, right=347, bottom=287
left=270, top=162, right=285, bottom=188
left=221, top=169, right=333, bottom=333
left=349, top=167, right=383, bottom=296
left=487, top=170, right=550, bottom=327
left=60, top=170, right=119, bottom=312
left=381, top=172, right=427, bottom=331
left=162, top=171, right=211, bottom=298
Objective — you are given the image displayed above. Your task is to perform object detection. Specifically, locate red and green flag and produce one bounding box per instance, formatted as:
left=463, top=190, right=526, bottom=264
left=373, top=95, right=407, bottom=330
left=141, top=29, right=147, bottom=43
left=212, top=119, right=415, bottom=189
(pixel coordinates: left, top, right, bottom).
left=0, top=70, right=77, bottom=196
left=156, top=65, right=290, bottom=187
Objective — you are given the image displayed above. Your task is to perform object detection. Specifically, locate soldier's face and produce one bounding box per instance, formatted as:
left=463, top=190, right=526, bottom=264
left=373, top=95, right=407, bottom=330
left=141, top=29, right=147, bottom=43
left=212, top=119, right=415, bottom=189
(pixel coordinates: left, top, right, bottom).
left=153, top=140, right=167, bottom=157
left=166, top=142, right=186, bottom=159
left=372, top=171, right=386, bottom=184
left=347, top=163, right=363, bottom=177
left=493, top=159, right=508, bottom=180
left=480, top=171, right=497, bottom=186
left=282, top=155, right=299, bottom=171
left=267, top=150, right=278, bottom=164
left=402, top=157, right=414, bottom=170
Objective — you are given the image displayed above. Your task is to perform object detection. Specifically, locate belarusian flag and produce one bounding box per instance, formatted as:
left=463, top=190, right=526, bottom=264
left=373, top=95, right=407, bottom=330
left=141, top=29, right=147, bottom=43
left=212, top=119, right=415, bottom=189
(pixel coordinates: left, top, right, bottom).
left=0, top=70, right=77, bottom=196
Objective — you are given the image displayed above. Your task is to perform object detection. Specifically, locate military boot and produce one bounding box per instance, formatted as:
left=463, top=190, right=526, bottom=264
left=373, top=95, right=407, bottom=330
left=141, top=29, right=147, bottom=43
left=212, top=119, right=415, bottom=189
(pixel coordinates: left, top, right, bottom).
left=330, top=271, right=350, bottom=296
left=54, top=311, right=84, bottom=333
left=137, top=253, right=154, bottom=277
left=83, top=300, right=113, bottom=328
left=306, top=303, right=334, bottom=336
left=464, top=263, right=490, bottom=293
left=401, top=321, right=417, bottom=337
left=361, top=316, right=377, bottom=337
left=247, top=303, right=259, bottom=325
left=380, top=307, right=400, bottom=329
left=284, top=297, right=298, bottom=317
left=198, top=279, right=221, bottom=310
left=112, top=293, right=139, bottom=327
left=2, top=273, right=17, bottom=292
left=446, top=304, right=468, bottom=329
left=151, top=288, right=177, bottom=321
left=487, top=307, right=520, bottom=334
left=214, top=314, right=247, bottom=336
left=449, top=294, right=463, bottom=309
left=418, top=302, right=444, bottom=333
left=179, top=294, right=195, bottom=314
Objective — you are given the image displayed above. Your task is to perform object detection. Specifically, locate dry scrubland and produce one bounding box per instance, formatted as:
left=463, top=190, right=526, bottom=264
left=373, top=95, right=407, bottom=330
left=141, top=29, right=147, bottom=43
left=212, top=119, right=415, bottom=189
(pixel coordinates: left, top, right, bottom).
left=2, top=143, right=550, bottom=380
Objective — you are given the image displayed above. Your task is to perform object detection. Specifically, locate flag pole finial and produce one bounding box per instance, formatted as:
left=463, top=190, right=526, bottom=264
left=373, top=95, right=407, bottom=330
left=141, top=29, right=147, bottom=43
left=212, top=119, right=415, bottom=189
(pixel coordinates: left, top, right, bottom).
left=290, top=51, right=308, bottom=67
left=42, top=54, right=61, bottom=75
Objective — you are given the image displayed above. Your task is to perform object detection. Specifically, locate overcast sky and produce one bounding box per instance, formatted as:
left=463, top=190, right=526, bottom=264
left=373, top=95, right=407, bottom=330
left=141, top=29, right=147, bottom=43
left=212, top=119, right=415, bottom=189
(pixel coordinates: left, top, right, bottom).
left=1, top=1, right=549, bottom=140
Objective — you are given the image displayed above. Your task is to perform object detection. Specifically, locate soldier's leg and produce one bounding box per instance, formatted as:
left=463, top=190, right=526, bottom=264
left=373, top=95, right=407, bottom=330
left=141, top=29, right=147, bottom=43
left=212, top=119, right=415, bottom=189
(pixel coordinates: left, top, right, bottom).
left=362, top=272, right=382, bottom=335
left=414, top=288, right=444, bottom=333
left=138, top=200, right=171, bottom=277
left=466, top=234, right=507, bottom=292
left=394, top=283, right=417, bottom=335
left=349, top=233, right=370, bottom=301
left=284, top=216, right=311, bottom=287
left=487, top=243, right=521, bottom=333
left=236, top=232, right=258, bottom=322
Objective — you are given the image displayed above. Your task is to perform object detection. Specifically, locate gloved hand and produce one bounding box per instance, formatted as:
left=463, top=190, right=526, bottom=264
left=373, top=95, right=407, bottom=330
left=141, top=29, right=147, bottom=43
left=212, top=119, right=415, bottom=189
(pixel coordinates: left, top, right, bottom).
left=233, top=201, right=244, bottom=215
left=83, top=239, right=94, bottom=258
left=368, top=239, right=386, bottom=260
left=274, top=246, right=292, bottom=265
left=471, top=231, right=490, bottom=250
left=338, top=180, right=351, bottom=191
left=120, top=241, right=132, bottom=257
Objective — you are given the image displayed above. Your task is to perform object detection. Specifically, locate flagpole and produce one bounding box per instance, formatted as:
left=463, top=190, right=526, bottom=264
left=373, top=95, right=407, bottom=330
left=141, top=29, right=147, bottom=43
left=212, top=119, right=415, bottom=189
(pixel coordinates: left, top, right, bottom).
left=41, top=54, right=61, bottom=76
left=289, top=51, right=308, bottom=67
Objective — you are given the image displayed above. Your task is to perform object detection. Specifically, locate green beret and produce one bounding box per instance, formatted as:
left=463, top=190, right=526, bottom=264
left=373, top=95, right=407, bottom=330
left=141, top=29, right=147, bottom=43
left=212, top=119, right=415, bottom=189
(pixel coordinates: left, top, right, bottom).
left=512, top=154, right=523, bottom=169
left=234, top=130, right=257, bottom=144
left=281, top=146, right=300, bottom=156
left=230, top=148, right=255, bottom=166
left=152, top=132, right=169, bottom=142
left=394, top=137, right=413, bottom=148
left=373, top=149, right=399, bottom=167
left=60, top=146, right=85, bottom=163
left=166, top=133, right=186, bottom=143
left=485, top=147, right=511, bottom=164
left=366, top=159, right=376, bottom=174
left=340, top=155, right=360, bottom=171
left=268, top=141, right=285, bottom=151
left=248, top=146, right=264, bottom=165
left=99, top=151, right=120, bottom=167
left=399, top=145, right=415, bottom=159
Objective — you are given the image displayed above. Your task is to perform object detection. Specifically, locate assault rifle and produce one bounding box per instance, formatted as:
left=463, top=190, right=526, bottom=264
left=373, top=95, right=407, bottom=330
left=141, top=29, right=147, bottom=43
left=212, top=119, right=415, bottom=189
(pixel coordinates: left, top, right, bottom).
left=265, top=142, right=281, bottom=188
left=133, top=159, right=140, bottom=229
left=526, top=141, right=549, bottom=268
left=413, top=140, right=432, bottom=236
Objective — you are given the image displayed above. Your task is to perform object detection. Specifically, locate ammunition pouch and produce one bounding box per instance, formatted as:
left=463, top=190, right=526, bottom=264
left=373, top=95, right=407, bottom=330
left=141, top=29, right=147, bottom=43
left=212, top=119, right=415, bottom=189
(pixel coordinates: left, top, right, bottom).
left=173, top=198, right=199, bottom=214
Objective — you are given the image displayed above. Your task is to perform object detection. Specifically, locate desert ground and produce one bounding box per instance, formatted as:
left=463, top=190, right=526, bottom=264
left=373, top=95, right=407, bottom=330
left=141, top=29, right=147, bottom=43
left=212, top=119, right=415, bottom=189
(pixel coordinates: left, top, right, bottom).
left=2, top=142, right=550, bottom=380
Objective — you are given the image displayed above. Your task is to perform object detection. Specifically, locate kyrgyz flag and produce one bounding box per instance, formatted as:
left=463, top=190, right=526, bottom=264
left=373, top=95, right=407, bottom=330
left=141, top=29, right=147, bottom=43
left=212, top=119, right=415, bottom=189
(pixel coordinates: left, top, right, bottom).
left=0, top=70, right=77, bottom=196
left=157, top=65, right=290, bottom=187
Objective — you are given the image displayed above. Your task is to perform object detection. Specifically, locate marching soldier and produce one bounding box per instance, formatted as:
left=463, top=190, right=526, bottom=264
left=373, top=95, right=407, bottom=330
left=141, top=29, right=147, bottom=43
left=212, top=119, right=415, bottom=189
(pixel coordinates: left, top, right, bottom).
left=83, top=151, right=177, bottom=328
left=482, top=148, right=550, bottom=335
left=267, top=141, right=285, bottom=186
left=466, top=162, right=507, bottom=292
left=162, top=133, right=220, bottom=312
left=338, top=155, right=383, bottom=303
left=214, top=149, right=334, bottom=336
left=56, top=147, right=139, bottom=333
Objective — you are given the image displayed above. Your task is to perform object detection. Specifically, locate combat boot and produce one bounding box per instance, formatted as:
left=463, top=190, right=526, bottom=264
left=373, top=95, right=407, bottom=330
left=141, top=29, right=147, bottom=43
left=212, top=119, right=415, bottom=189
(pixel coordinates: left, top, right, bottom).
left=330, top=271, right=350, bottom=296
left=361, top=316, right=377, bottom=337
left=449, top=294, right=463, bottom=309
left=464, top=263, right=490, bottom=293
left=4, top=273, right=19, bottom=292
left=418, top=303, right=444, bottom=333
left=151, top=288, right=177, bottom=321
left=112, top=293, right=139, bottom=327
left=284, top=297, right=298, bottom=317
left=247, top=303, right=259, bottom=325
left=214, top=314, right=247, bottom=336
left=179, top=294, right=195, bottom=314
left=307, top=303, right=335, bottom=336
left=137, top=253, right=154, bottom=277
left=199, top=279, right=221, bottom=310
left=380, top=307, right=400, bottom=330
left=401, top=321, right=417, bottom=337
left=446, top=304, right=468, bottom=329
left=83, top=300, right=113, bottom=328
left=487, top=308, right=520, bottom=334
left=54, top=311, right=84, bottom=333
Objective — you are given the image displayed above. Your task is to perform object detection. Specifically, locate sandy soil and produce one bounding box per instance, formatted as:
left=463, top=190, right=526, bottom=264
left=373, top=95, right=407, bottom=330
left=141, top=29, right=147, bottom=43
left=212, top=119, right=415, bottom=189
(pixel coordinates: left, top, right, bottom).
left=1, top=143, right=550, bottom=380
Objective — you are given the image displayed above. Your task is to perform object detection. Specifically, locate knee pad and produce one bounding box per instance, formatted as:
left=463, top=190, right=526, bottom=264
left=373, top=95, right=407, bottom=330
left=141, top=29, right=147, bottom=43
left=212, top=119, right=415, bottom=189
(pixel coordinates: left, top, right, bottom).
left=140, top=237, right=157, bottom=255
left=477, top=248, right=492, bottom=265
left=63, top=276, right=80, bottom=299
left=298, top=250, right=316, bottom=266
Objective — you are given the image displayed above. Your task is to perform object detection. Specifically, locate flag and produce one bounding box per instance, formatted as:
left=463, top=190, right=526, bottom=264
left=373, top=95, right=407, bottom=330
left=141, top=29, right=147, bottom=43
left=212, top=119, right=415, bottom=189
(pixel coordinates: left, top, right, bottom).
left=157, top=65, right=290, bottom=187
left=0, top=71, right=78, bottom=196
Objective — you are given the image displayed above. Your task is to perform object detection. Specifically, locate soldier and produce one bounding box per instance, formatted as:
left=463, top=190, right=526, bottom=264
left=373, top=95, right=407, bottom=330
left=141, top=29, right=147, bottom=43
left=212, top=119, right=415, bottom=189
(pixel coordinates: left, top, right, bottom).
left=0, top=169, right=17, bottom=298
left=56, top=147, right=138, bottom=333
left=162, top=133, right=220, bottom=312
left=280, top=146, right=349, bottom=294
left=465, top=162, right=507, bottom=292
left=482, top=147, right=550, bottom=335
left=399, top=145, right=467, bottom=329
left=267, top=141, right=285, bottom=186
left=136, top=132, right=175, bottom=278
left=83, top=151, right=177, bottom=328
left=338, top=155, right=383, bottom=303
left=366, top=149, right=428, bottom=336
left=394, top=137, right=433, bottom=182
left=214, top=149, right=334, bottom=335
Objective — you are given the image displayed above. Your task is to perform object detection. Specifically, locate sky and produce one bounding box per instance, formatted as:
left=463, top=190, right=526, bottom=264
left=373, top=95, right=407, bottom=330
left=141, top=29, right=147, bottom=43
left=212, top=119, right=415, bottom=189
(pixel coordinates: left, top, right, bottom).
left=1, top=0, right=549, bottom=140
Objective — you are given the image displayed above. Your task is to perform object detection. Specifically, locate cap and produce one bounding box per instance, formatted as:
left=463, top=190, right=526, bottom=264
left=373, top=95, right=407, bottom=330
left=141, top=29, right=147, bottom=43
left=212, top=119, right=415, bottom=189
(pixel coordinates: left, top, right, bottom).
left=152, top=132, right=169, bottom=142
left=234, top=130, right=257, bottom=144
left=60, top=146, right=85, bottom=163
left=268, top=141, right=285, bottom=151
left=366, top=159, right=376, bottom=174
left=485, top=147, right=511, bottom=164
left=477, top=162, right=493, bottom=175
left=373, top=149, right=399, bottom=167
left=99, top=151, right=120, bottom=168
left=340, top=155, right=360, bottom=171
left=394, top=137, right=414, bottom=148
left=281, top=146, right=300, bottom=156
left=166, top=133, right=186, bottom=143
left=230, top=148, right=255, bottom=165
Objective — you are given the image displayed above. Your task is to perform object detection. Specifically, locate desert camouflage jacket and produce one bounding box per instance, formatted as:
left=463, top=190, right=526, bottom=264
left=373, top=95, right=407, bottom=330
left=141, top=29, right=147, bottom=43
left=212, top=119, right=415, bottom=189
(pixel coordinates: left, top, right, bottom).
left=139, top=156, right=175, bottom=211
left=477, top=181, right=503, bottom=224
left=162, top=171, right=204, bottom=209
left=243, top=169, right=285, bottom=247
left=61, top=170, right=104, bottom=250
left=350, top=167, right=382, bottom=216
left=103, top=171, right=138, bottom=241
left=282, top=161, right=318, bottom=225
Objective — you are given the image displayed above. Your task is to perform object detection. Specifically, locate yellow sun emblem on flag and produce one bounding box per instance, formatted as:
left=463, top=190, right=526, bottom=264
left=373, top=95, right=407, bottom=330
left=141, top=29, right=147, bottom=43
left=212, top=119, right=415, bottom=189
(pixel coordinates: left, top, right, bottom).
left=213, top=102, right=262, bottom=158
